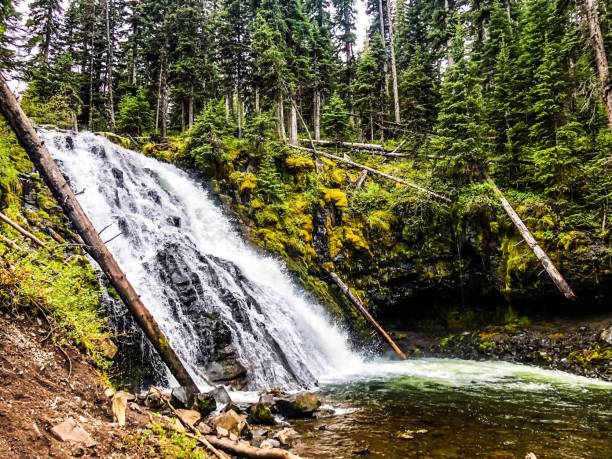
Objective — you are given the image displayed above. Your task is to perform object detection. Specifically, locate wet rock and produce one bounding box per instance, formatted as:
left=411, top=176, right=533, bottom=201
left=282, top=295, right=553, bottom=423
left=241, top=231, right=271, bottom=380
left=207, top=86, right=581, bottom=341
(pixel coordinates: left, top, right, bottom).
left=170, top=387, right=190, bottom=409
left=222, top=401, right=245, bottom=414
left=144, top=388, right=166, bottom=409
left=600, top=326, right=612, bottom=345
left=248, top=401, right=276, bottom=426
left=210, top=409, right=248, bottom=437
left=208, top=386, right=232, bottom=405
left=175, top=409, right=201, bottom=427
left=51, top=417, right=97, bottom=447
left=274, top=392, right=321, bottom=418
left=260, top=439, right=281, bottom=449
left=273, top=427, right=300, bottom=447
left=192, top=393, right=216, bottom=417
left=197, top=423, right=213, bottom=435
left=111, top=168, right=124, bottom=188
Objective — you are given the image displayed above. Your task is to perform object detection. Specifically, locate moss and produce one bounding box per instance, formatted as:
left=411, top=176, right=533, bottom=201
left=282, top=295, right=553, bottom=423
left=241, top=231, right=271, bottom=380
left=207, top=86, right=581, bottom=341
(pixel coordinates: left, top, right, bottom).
left=479, top=341, right=496, bottom=351
left=286, top=154, right=315, bottom=170
left=568, top=346, right=612, bottom=366
left=323, top=188, right=348, bottom=208
left=255, top=206, right=279, bottom=227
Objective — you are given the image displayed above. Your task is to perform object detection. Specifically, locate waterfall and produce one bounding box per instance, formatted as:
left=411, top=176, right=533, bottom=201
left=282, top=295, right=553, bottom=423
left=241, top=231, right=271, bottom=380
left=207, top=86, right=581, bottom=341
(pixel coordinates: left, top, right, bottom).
left=43, top=130, right=361, bottom=390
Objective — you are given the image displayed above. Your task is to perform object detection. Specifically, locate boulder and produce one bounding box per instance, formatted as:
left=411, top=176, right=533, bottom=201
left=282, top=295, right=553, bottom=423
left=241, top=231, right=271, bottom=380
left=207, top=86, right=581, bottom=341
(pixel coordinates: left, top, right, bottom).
left=51, top=418, right=97, bottom=448
left=208, top=386, right=232, bottom=406
left=191, top=393, right=216, bottom=417
left=248, top=402, right=276, bottom=426
left=260, top=439, right=281, bottom=449
left=273, top=427, right=300, bottom=447
left=170, top=386, right=190, bottom=409
left=600, top=326, right=612, bottom=345
left=222, top=401, right=245, bottom=414
left=274, top=392, right=321, bottom=418
left=175, top=409, right=201, bottom=427
left=210, top=409, right=248, bottom=437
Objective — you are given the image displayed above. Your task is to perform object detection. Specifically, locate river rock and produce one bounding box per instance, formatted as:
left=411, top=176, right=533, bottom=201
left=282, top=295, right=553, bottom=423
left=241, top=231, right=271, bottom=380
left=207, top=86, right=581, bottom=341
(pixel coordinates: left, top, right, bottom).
left=192, top=393, right=216, bottom=417
left=274, top=392, right=321, bottom=418
left=210, top=409, right=248, bottom=437
left=248, top=402, right=276, bottom=426
left=260, top=439, right=281, bottom=449
left=600, top=326, right=612, bottom=345
left=208, top=386, right=232, bottom=405
left=175, top=409, right=201, bottom=427
left=273, top=427, right=300, bottom=447
left=51, top=417, right=97, bottom=447
left=170, top=386, right=190, bottom=409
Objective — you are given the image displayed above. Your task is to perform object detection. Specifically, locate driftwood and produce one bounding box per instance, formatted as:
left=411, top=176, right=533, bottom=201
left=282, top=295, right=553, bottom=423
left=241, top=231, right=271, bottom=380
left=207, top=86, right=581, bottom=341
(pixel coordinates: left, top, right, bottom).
left=205, top=436, right=302, bottom=459
left=290, top=144, right=451, bottom=202
left=355, top=170, right=368, bottom=189
left=0, top=75, right=200, bottom=394
left=0, top=211, right=47, bottom=247
left=487, top=178, right=577, bottom=300
left=329, top=272, right=406, bottom=360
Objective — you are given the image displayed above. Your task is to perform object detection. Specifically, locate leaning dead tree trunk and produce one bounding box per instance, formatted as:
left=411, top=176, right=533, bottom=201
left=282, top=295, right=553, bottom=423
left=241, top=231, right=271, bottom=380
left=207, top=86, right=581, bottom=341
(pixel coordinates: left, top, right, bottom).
left=487, top=178, right=577, bottom=300
left=585, top=0, right=612, bottom=130
left=386, top=0, right=401, bottom=124
left=0, top=75, right=200, bottom=393
left=329, top=272, right=406, bottom=360
left=291, top=144, right=451, bottom=202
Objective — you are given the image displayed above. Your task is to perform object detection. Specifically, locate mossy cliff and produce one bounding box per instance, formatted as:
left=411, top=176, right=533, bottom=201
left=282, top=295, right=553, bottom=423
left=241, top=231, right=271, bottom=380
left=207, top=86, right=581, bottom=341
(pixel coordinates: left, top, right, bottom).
left=162, top=113, right=612, bottom=331
left=0, top=120, right=115, bottom=374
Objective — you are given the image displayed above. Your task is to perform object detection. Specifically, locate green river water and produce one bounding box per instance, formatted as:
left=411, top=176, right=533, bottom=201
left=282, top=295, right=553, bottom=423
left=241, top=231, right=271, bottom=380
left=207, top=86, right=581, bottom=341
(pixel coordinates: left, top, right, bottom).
left=293, top=359, right=612, bottom=459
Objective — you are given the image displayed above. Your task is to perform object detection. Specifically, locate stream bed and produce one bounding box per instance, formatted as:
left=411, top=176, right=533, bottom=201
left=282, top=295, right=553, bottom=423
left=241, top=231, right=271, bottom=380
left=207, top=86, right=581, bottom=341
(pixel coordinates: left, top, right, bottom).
left=292, top=359, right=612, bottom=459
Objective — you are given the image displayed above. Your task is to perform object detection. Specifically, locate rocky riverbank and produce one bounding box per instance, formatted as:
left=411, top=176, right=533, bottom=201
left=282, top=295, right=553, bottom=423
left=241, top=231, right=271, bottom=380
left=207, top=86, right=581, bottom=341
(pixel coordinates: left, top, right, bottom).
left=394, top=313, right=612, bottom=381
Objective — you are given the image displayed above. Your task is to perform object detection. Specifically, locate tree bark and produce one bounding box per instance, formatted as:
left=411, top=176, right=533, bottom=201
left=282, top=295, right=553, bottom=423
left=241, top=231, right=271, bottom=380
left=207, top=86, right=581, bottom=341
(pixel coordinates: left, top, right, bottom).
left=155, top=54, right=164, bottom=135
left=0, top=75, right=200, bottom=394
left=277, top=94, right=286, bottom=140
left=104, top=0, right=116, bottom=131
left=378, top=0, right=391, bottom=99
left=328, top=272, right=406, bottom=360
left=386, top=0, right=401, bottom=124
left=585, top=0, right=612, bottom=130
left=289, top=102, right=298, bottom=145
left=255, top=88, right=261, bottom=114
left=487, top=178, right=577, bottom=300
left=188, top=86, right=195, bottom=130
left=313, top=90, right=321, bottom=141
left=204, top=436, right=302, bottom=459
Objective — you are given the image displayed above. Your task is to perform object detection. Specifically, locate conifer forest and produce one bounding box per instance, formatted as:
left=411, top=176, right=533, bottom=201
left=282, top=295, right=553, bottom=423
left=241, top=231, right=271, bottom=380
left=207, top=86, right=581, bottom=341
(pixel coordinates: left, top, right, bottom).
left=1, top=1, right=612, bottom=458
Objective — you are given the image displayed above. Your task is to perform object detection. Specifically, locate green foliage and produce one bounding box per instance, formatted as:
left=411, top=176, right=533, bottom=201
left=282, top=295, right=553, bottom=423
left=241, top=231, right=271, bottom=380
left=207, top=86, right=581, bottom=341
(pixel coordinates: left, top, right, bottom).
left=117, top=89, right=153, bottom=135
left=321, top=92, right=352, bottom=141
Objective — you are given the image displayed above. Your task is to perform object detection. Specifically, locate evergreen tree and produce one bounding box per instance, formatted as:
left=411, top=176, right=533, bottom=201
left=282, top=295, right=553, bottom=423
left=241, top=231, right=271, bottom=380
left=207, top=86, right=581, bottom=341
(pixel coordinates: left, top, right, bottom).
left=0, top=0, right=20, bottom=70
left=116, top=88, right=153, bottom=135
left=25, top=0, right=63, bottom=64
left=321, top=92, right=352, bottom=141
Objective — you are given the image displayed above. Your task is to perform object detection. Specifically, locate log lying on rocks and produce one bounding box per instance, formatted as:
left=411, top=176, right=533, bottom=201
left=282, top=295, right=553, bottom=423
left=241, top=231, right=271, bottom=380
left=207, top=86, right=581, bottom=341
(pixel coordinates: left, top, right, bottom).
left=0, top=75, right=200, bottom=394
left=204, top=436, right=303, bottom=459
left=487, top=178, right=577, bottom=300
left=0, top=211, right=46, bottom=247
left=329, top=272, right=406, bottom=360
left=289, top=144, right=451, bottom=202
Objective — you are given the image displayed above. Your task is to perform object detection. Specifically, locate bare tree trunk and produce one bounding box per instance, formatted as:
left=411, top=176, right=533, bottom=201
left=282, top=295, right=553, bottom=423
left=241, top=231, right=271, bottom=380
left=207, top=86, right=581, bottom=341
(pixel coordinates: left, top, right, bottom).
left=104, top=0, right=116, bottom=131
left=0, top=76, right=200, bottom=393
left=236, top=90, right=243, bottom=138
left=329, top=272, right=406, bottom=360
left=313, top=90, right=321, bottom=141
left=386, top=0, right=400, bottom=124
left=289, top=102, right=298, bottom=145
left=0, top=212, right=46, bottom=247
left=255, top=87, right=261, bottom=114
left=88, top=2, right=95, bottom=131
left=488, top=178, right=577, bottom=300
left=155, top=54, right=164, bottom=135
left=225, top=93, right=231, bottom=121
left=188, top=86, right=195, bottom=130
left=445, top=0, right=455, bottom=67
left=585, top=0, right=612, bottom=130
left=378, top=0, right=390, bottom=99
left=277, top=94, right=286, bottom=140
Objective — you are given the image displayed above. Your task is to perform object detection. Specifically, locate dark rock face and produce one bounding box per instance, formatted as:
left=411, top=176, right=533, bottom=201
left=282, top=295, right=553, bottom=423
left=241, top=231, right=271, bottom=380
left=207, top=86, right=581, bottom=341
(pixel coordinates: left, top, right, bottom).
left=274, top=392, right=321, bottom=418
left=156, top=244, right=247, bottom=386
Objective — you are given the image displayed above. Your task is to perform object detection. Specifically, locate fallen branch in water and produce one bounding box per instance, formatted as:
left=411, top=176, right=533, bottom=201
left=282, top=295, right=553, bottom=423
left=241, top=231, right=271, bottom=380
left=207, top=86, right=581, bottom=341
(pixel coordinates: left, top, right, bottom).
left=0, top=211, right=47, bottom=247
left=289, top=144, right=451, bottom=202
left=328, top=272, right=406, bottom=360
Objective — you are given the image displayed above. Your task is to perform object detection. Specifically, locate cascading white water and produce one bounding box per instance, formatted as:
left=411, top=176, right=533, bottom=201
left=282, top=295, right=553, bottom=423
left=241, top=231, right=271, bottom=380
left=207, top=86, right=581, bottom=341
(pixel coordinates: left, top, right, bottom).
left=43, top=130, right=363, bottom=390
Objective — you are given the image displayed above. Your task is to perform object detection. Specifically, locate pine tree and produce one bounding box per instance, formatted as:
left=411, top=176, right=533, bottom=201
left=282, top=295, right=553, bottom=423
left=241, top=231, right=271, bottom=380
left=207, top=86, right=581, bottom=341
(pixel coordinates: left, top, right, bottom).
left=116, top=88, right=153, bottom=135
left=354, top=36, right=386, bottom=141
left=25, top=0, right=63, bottom=64
left=0, top=0, right=20, bottom=70
left=433, top=28, right=491, bottom=182
left=322, top=92, right=352, bottom=141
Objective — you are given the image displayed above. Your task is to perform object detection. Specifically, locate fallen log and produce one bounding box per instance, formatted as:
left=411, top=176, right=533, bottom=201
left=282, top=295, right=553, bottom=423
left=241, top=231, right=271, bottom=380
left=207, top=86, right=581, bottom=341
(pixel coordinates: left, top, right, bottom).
left=355, top=170, right=368, bottom=189
left=328, top=272, right=406, bottom=360
left=0, top=75, right=200, bottom=394
left=0, top=211, right=47, bottom=247
left=204, top=436, right=303, bottom=459
left=300, top=139, right=385, bottom=151
left=487, top=178, right=577, bottom=300
left=290, top=144, right=451, bottom=202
